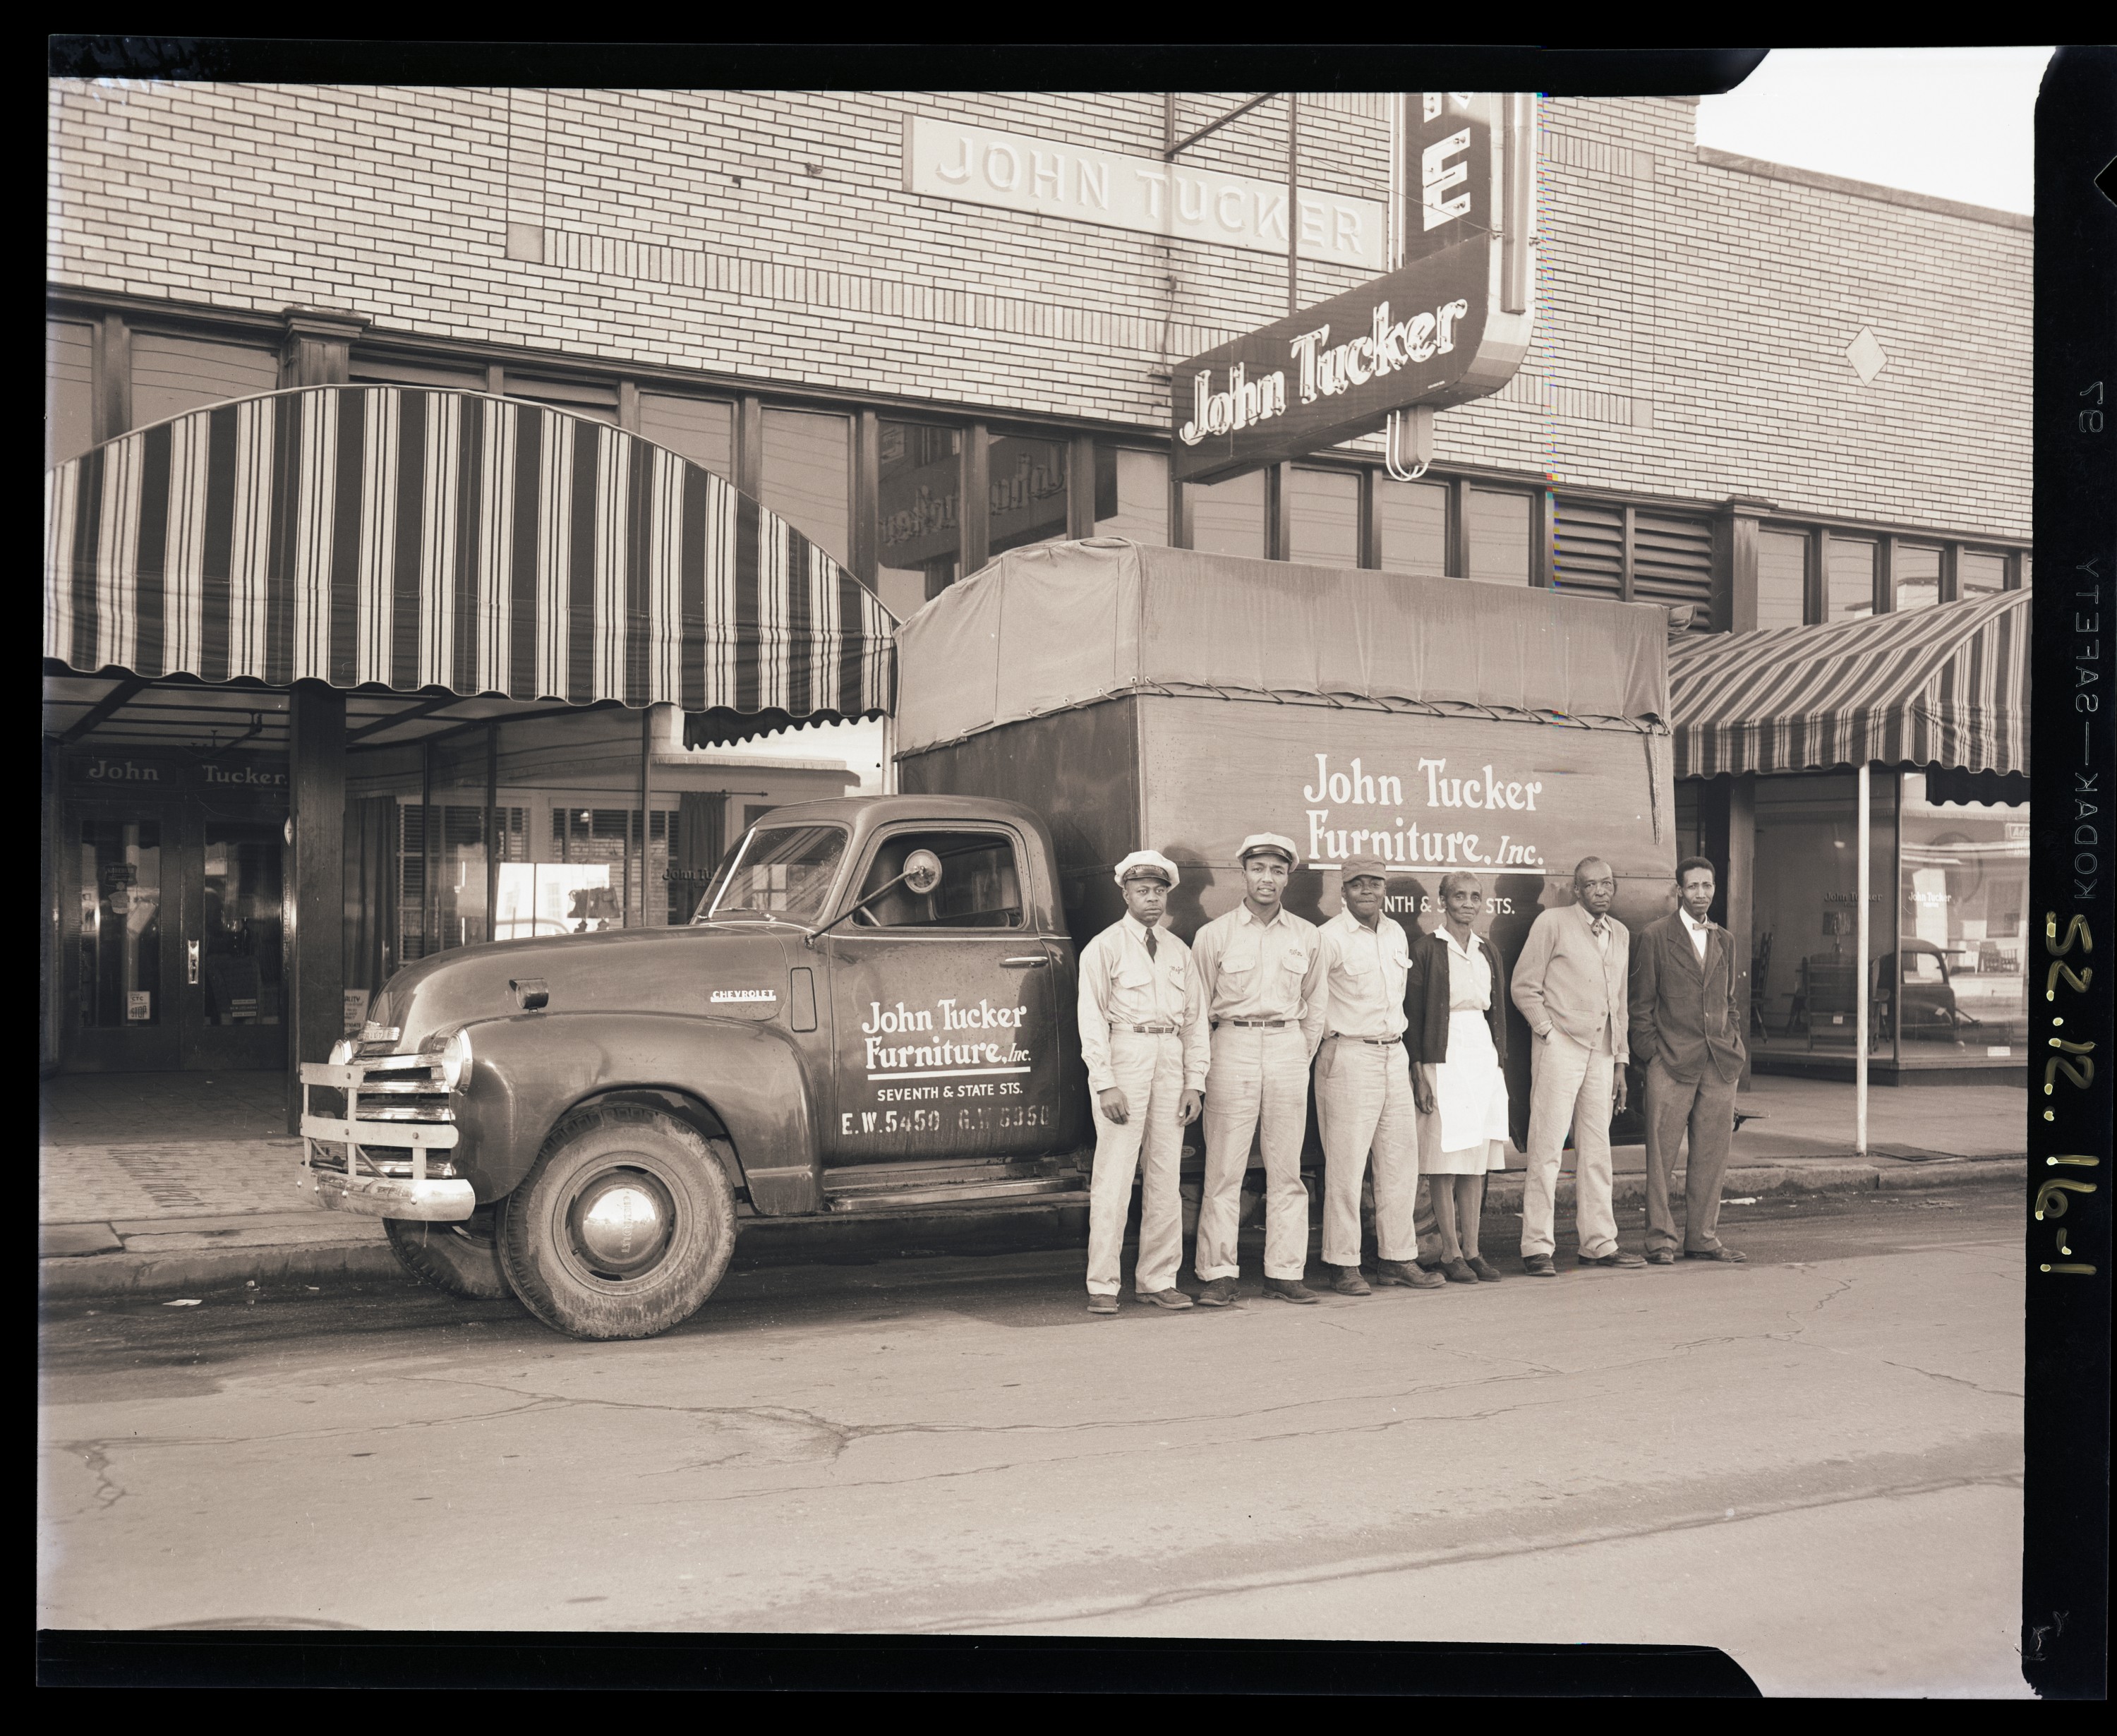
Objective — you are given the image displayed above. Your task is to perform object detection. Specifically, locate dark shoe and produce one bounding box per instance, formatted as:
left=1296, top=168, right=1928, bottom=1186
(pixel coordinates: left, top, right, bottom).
left=1578, top=1250, right=1648, bottom=1269
left=1520, top=1254, right=1558, bottom=1277
left=1441, top=1258, right=1479, bottom=1284
left=1375, top=1259, right=1446, bottom=1290
left=1684, top=1246, right=1747, bottom=1263
left=1327, top=1264, right=1372, bottom=1296
left=1140, top=1287, right=1195, bottom=1310
left=1262, top=1277, right=1320, bottom=1304
left=1465, top=1256, right=1504, bottom=1283
left=1193, top=1276, right=1238, bottom=1307
left=1645, top=1248, right=1677, bottom=1266
left=1086, top=1294, right=1119, bottom=1315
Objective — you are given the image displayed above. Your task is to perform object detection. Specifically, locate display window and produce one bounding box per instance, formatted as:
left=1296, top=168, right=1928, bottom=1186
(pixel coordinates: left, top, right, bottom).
left=1895, top=771, right=2027, bottom=1059
left=1750, top=772, right=1894, bottom=1054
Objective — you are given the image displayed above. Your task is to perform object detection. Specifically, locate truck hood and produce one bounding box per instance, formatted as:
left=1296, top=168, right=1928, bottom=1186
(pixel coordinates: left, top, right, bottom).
left=374, top=924, right=802, bottom=1049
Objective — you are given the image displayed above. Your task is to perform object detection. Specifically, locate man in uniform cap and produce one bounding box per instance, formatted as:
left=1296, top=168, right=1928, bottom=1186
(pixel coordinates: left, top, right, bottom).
left=1188, top=833, right=1328, bottom=1304
left=1077, top=850, right=1209, bottom=1315
left=1313, top=855, right=1440, bottom=1295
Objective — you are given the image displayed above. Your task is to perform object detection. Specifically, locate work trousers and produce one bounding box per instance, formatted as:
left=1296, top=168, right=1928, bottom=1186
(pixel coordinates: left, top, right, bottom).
left=1196, top=1023, right=1310, bottom=1282
left=1314, top=1038, right=1420, bottom=1267
left=1643, top=1058, right=1740, bottom=1254
left=1521, top=1027, right=1620, bottom=1260
left=1086, top=1029, right=1188, bottom=1297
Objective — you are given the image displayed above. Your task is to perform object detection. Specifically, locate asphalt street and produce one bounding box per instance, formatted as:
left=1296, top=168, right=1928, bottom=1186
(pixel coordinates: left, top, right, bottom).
left=40, top=1188, right=2027, bottom=1696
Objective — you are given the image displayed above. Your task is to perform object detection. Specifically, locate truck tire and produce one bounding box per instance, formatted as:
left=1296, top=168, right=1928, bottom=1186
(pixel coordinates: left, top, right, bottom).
left=385, top=1207, right=512, bottom=1301
left=498, top=1104, right=737, bottom=1341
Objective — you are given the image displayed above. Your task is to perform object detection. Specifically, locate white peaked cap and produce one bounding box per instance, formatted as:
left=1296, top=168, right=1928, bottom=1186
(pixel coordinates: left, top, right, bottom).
left=1236, top=832, right=1300, bottom=865
left=1114, top=849, right=1181, bottom=887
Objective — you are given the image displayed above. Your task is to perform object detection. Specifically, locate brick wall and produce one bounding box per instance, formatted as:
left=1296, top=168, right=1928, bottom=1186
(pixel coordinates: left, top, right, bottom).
left=47, top=83, right=2029, bottom=538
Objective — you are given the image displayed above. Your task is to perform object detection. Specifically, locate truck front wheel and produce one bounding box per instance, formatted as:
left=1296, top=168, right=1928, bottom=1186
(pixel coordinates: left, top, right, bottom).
left=385, top=1207, right=511, bottom=1301
left=498, top=1105, right=737, bottom=1340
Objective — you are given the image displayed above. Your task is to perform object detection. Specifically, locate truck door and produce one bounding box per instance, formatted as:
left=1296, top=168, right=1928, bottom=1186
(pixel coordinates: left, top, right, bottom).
left=822, top=822, right=1063, bottom=1162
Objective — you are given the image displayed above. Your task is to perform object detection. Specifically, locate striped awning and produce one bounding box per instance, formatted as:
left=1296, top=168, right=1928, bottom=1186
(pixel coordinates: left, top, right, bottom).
left=1669, top=589, right=2029, bottom=779
left=43, top=385, right=897, bottom=733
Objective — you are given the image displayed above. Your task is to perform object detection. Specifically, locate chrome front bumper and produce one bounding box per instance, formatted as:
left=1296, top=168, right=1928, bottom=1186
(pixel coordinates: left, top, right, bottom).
left=298, top=1057, right=475, bottom=1223
left=296, top=1165, right=477, bottom=1221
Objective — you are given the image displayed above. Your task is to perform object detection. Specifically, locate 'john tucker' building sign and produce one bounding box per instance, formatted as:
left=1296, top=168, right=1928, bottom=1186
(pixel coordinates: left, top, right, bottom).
left=1172, top=92, right=1535, bottom=485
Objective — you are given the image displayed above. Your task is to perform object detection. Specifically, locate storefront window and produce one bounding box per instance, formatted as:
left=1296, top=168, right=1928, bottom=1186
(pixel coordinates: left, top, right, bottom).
left=1895, top=772, right=2027, bottom=1061
left=1287, top=467, right=1359, bottom=567
left=1093, top=448, right=1169, bottom=545
left=77, top=819, right=163, bottom=1027
left=1187, top=469, right=1266, bottom=557
left=1376, top=476, right=1447, bottom=575
left=1756, top=529, right=1808, bottom=629
left=761, top=407, right=850, bottom=566
left=1959, top=550, right=2008, bottom=597
left=877, top=419, right=960, bottom=617
left=1827, top=537, right=1877, bottom=621
left=198, top=820, right=284, bottom=1026
left=639, top=392, right=732, bottom=476
left=1749, top=772, right=1894, bottom=1054
left=1894, top=543, right=1941, bottom=613
left=987, top=430, right=1070, bottom=557
left=1467, top=488, right=1531, bottom=584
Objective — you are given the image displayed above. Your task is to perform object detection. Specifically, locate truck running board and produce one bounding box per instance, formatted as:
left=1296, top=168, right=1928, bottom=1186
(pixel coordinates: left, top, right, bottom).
left=820, top=1157, right=1087, bottom=1214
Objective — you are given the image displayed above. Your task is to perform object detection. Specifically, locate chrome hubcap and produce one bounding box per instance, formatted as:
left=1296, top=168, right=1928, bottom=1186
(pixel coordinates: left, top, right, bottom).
left=566, top=1168, right=675, bottom=1279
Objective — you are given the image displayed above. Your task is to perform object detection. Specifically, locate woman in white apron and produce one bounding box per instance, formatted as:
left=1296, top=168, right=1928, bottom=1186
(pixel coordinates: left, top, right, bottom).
left=1408, top=870, right=1513, bottom=1284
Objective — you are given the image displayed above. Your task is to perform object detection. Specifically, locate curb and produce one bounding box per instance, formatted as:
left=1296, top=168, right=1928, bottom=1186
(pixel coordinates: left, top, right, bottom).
left=38, top=1156, right=2025, bottom=1304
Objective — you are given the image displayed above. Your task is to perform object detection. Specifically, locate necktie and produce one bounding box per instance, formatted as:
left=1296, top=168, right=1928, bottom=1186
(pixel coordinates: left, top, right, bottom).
left=1145, top=928, right=1158, bottom=960
left=1591, top=917, right=1607, bottom=940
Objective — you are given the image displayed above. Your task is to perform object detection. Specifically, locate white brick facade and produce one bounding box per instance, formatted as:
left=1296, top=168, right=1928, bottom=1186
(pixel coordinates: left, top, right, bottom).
left=47, top=82, right=2029, bottom=538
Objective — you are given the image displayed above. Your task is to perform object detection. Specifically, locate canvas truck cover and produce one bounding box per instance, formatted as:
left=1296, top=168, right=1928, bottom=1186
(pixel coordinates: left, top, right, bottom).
left=893, top=538, right=1671, bottom=756
left=895, top=538, right=1677, bottom=944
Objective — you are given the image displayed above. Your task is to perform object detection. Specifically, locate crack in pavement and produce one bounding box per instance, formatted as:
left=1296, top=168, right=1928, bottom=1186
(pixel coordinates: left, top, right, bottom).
left=1876, top=1359, right=2023, bottom=1400
left=57, top=1440, right=128, bottom=1511
left=912, top=1469, right=2029, bottom=1636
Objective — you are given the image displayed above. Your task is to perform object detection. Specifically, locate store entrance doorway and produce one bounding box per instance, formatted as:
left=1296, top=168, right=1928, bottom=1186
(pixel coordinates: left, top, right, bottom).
left=64, top=797, right=287, bottom=1073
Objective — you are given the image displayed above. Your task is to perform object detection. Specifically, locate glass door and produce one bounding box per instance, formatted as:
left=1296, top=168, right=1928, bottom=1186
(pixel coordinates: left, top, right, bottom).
left=181, top=814, right=287, bottom=1070
left=68, top=805, right=181, bottom=1071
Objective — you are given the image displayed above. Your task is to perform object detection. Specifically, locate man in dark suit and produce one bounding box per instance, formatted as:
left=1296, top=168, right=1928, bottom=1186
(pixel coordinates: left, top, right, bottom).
left=1628, top=857, right=1748, bottom=1265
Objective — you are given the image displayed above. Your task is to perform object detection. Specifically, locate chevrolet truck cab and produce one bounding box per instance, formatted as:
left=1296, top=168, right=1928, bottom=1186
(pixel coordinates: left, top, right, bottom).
left=298, top=795, right=1088, bottom=1339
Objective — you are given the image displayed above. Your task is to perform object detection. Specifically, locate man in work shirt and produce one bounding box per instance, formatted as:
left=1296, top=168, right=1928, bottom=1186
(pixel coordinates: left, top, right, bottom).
left=1076, top=850, right=1210, bottom=1315
left=1189, top=833, right=1329, bottom=1306
left=1315, top=854, right=1439, bottom=1296
left=1510, top=855, right=1641, bottom=1277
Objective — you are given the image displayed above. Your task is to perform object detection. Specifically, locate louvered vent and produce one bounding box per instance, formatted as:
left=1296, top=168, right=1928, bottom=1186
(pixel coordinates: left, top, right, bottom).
left=1632, top=511, right=1715, bottom=630
left=1550, top=500, right=1624, bottom=601
left=1550, top=499, right=1716, bottom=629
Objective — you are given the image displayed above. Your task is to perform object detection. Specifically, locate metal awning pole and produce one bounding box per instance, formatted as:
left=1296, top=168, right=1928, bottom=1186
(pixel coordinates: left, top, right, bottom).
left=1856, top=760, right=1870, bottom=1156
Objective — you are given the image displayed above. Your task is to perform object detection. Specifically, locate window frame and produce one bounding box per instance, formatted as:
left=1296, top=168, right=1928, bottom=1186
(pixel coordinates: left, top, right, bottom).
left=846, top=822, right=1031, bottom=934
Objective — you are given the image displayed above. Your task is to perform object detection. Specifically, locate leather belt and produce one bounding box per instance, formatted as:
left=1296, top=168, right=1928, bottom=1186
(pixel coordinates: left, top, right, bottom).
left=1220, top=1018, right=1288, bottom=1028
left=1121, top=1023, right=1178, bottom=1035
left=1329, top=1033, right=1401, bottom=1045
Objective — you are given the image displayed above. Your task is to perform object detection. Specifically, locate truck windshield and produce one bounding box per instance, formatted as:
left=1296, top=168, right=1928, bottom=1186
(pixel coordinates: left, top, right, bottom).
left=697, top=825, right=845, bottom=926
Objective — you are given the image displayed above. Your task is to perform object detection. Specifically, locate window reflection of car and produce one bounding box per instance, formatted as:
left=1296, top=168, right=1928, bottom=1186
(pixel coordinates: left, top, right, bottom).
left=493, top=917, right=577, bottom=940
left=1881, top=939, right=1979, bottom=1042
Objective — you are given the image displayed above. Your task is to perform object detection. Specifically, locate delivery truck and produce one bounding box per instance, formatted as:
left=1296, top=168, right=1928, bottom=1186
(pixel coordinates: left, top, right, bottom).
left=298, top=539, right=1677, bottom=1339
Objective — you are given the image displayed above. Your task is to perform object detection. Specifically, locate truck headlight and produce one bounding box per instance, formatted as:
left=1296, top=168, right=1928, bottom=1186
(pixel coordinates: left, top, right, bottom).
left=327, top=1036, right=357, bottom=1066
left=423, top=1026, right=474, bottom=1091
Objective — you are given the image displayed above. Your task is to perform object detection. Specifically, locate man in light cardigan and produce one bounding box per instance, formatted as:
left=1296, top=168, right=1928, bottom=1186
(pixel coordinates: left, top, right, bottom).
left=1508, top=857, right=1641, bottom=1276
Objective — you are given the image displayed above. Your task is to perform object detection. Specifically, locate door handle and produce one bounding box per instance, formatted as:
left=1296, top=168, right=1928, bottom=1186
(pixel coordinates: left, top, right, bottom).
left=188, top=940, right=201, bottom=985
left=1001, top=955, right=1049, bottom=969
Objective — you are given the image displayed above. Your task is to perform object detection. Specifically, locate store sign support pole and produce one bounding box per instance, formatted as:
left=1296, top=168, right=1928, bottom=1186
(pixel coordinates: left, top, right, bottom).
left=1856, top=760, right=1870, bottom=1155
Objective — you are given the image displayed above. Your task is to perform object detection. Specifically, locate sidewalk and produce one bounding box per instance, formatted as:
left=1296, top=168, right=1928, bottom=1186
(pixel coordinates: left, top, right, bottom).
left=40, top=1070, right=2028, bottom=1300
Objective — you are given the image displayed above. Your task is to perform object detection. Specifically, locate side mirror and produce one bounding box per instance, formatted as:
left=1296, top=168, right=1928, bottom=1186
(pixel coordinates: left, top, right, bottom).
left=902, top=849, right=943, bottom=896
left=804, top=848, right=946, bottom=947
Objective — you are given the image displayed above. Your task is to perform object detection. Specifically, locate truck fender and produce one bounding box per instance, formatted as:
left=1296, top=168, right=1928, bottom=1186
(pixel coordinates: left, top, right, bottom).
left=454, top=1013, right=824, bottom=1215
